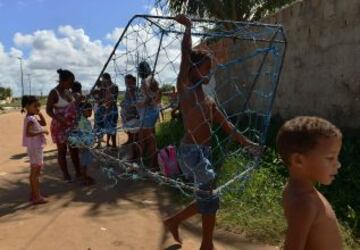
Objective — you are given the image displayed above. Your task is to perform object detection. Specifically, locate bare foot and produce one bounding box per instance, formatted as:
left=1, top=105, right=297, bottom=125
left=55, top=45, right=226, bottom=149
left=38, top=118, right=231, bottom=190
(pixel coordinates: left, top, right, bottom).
left=29, top=194, right=48, bottom=201
left=200, top=244, right=215, bottom=250
left=164, top=219, right=182, bottom=244
left=32, top=197, right=48, bottom=205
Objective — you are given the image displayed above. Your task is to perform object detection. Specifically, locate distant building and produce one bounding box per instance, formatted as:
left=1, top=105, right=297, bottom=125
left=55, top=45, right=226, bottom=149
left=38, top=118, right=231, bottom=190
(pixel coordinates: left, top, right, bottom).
left=0, top=97, right=13, bottom=105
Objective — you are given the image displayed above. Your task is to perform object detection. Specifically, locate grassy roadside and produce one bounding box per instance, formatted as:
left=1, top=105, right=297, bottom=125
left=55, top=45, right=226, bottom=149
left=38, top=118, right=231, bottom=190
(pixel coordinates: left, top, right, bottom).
left=155, top=116, right=360, bottom=249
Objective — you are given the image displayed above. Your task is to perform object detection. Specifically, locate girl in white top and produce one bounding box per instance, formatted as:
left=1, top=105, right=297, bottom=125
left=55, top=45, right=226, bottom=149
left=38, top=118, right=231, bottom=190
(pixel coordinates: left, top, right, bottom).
left=46, top=69, right=82, bottom=182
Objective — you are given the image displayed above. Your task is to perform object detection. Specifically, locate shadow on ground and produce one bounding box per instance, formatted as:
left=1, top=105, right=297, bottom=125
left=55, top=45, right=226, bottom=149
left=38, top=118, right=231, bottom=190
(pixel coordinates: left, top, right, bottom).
left=0, top=145, right=265, bottom=249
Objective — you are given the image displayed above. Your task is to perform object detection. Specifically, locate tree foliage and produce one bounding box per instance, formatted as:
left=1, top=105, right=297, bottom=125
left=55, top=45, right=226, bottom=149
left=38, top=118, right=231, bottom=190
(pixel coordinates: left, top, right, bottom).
left=155, top=0, right=296, bottom=21
left=0, top=87, right=12, bottom=100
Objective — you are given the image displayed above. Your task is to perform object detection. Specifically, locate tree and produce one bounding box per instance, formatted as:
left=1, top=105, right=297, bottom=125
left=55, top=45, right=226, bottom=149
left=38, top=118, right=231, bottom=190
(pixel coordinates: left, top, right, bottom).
left=155, top=0, right=295, bottom=21
left=0, top=87, right=12, bottom=100
left=160, top=83, right=174, bottom=93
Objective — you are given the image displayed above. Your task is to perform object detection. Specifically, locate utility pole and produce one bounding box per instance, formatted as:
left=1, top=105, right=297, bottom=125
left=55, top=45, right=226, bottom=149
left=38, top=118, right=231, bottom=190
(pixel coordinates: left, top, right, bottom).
left=26, top=74, right=32, bottom=95
left=17, top=57, right=24, bottom=96
left=112, top=54, right=117, bottom=84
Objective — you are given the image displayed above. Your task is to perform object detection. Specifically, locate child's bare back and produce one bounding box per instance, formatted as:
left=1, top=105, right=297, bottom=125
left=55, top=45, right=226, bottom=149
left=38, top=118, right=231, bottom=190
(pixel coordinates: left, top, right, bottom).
left=283, top=182, right=342, bottom=250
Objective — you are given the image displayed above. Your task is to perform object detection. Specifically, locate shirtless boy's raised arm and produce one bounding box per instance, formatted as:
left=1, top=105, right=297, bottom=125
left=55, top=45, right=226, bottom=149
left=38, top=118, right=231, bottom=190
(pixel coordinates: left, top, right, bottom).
left=175, top=14, right=192, bottom=94
left=212, top=103, right=260, bottom=150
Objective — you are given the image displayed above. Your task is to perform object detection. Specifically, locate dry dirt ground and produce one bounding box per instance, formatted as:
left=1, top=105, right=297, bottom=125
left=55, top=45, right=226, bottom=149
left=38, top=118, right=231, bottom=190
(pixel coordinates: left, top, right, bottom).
left=0, top=110, right=277, bottom=250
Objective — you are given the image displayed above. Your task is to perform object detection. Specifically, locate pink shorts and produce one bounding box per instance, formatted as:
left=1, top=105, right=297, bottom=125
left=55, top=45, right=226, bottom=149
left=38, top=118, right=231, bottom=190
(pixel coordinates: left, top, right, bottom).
left=27, top=147, right=44, bottom=168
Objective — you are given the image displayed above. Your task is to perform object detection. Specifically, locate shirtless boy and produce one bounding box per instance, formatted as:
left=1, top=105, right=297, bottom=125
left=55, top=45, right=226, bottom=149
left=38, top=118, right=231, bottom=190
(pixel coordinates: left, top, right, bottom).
left=277, top=116, right=343, bottom=250
left=164, top=15, right=260, bottom=250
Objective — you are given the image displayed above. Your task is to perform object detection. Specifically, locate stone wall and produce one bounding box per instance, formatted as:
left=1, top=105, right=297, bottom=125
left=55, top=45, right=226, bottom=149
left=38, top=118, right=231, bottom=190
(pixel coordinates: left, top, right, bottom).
left=210, top=0, right=360, bottom=129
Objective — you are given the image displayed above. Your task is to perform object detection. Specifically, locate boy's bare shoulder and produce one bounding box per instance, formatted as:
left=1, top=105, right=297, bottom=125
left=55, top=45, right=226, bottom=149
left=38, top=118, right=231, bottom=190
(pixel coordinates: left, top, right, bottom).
left=283, top=187, right=339, bottom=226
left=283, top=184, right=342, bottom=249
left=283, top=187, right=322, bottom=216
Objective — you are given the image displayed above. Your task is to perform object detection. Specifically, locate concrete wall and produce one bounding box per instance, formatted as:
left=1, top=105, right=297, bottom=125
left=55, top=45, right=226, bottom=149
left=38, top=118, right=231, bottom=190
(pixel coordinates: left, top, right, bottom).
left=211, top=0, right=360, bottom=129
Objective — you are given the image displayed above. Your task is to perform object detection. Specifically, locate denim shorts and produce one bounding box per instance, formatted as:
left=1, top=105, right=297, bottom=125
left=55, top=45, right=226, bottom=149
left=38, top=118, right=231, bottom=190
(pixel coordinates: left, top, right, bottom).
left=138, top=106, right=159, bottom=128
left=80, top=149, right=92, bottom=167
left=177, top=143, right=219, bottom=214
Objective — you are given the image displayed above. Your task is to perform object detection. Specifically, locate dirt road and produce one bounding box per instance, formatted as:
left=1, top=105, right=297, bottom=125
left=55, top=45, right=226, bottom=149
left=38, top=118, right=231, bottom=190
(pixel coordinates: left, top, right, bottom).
left=0, top=110, right=277, bottom=250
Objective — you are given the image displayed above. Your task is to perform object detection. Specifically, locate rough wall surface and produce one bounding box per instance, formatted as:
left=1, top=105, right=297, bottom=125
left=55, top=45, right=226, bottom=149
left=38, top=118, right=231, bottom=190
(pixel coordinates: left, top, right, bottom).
left=212, top=0, right=360, bottom=128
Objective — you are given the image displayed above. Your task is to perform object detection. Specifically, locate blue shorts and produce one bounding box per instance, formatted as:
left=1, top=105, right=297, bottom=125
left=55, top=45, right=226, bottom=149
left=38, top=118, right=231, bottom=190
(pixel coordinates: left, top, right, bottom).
left=123, top=119, right=140, bottom=132
left=177, top=143, right=219, bottom=214
left=80, top=149, right=92, bottom=167
left=105, top=105, right=118, bottom=135
left=95, top=106, right=106, bottom=133
left=138, top=106, right=159, bottom=128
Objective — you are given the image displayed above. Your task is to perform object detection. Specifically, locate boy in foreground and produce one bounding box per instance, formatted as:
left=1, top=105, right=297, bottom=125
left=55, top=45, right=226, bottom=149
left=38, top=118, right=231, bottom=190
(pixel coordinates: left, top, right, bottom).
left=276, top=116, right=343, bottom=250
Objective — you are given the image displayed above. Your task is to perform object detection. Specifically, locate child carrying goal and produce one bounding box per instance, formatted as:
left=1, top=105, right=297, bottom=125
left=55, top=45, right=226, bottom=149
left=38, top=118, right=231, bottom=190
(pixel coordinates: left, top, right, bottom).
left=164, top=15, right=260, bottom=250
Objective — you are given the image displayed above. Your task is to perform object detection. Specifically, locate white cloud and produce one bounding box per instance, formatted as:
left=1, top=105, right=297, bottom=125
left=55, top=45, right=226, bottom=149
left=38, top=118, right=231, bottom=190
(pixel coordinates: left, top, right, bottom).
left=106, top=27, right=125, bottom=42
left=14, top=33, right=34, bottom=47
left=2, top=26, right=115, bottom=96
left=1, top=8, right=202, bottom=96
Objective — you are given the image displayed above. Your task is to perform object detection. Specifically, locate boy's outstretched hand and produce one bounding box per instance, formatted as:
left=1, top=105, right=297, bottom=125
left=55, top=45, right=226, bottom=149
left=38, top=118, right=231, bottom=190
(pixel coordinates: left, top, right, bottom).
left=174, top=14, right=192, bottom=27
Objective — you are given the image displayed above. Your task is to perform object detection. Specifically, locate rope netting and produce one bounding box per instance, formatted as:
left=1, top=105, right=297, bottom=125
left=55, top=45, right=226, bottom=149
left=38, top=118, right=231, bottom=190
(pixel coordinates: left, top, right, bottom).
left=68, top=15, right=286, bottom=197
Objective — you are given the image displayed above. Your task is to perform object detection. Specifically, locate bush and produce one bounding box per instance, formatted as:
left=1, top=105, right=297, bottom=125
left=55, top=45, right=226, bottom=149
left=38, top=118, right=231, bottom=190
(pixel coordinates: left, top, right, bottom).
left=217, top=149, right=286, bottom=244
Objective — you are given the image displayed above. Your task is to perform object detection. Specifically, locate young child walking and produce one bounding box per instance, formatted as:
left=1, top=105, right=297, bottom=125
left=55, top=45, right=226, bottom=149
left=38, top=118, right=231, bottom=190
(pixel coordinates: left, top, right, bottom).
left=276, top=116, right=342, bottom=249
left=78, top=102, right=95, bottom=185
left=164, top=15, right=260, bottom=250
left=68, top=102, right=95, bottom=185
left=22, top=95, right=49, bottom=205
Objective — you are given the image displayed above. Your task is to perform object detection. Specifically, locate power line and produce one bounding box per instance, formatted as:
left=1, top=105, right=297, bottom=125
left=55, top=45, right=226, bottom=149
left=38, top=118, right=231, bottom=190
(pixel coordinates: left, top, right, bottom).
left=26, top=74, right=32, bottom=95
left=16, top=57, right=24, bottom=96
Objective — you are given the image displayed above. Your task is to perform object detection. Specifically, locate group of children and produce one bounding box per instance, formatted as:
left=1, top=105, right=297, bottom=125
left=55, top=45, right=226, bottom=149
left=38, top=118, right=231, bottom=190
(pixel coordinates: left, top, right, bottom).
left=20, top=14, right=344, bottom=249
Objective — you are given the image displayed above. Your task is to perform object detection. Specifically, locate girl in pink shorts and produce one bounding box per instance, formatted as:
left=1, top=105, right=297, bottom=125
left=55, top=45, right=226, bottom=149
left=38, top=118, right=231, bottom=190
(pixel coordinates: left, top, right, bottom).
left=22, top=96, right=49, bottom=205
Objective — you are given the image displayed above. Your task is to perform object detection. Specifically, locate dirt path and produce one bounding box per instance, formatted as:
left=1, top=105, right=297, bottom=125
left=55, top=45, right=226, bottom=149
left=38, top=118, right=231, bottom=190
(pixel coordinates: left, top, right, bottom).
left=0, top=111, right=277, bottom=250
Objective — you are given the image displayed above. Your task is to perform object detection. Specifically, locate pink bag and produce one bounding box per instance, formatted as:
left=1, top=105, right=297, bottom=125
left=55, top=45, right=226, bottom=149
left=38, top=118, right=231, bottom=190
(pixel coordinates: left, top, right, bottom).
left=158, top=145, right=180, bottom=178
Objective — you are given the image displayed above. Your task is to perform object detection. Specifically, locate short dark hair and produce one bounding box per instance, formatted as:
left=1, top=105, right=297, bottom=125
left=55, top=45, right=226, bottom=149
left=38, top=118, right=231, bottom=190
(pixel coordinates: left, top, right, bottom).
left=102, top=73, right=111, bottom=81
left=21, top=95, right=39, bottom=113
left=57, top=69, right=75, bottom=82
left=125, top=74, right=136, bottom=82
left=80, top=101, right=92, bottom=110
left=138, top=61, right=152, bottom=79
left=72, top=81, right=82, bottom=93
left=190, top=50, right=211, bottom=70
left=276, top=116, right=342, bottom=165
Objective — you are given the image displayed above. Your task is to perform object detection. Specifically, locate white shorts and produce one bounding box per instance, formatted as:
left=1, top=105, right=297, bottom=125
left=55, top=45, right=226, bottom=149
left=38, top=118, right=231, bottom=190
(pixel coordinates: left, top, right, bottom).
left=27, top=147, right=44, bottom=167
left=124, top=119, right=140, bottom=133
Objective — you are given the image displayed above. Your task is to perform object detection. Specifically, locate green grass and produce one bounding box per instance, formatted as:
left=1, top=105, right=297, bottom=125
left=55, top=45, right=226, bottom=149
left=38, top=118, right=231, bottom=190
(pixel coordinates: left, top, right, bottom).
left=155, top=116, right=360, bottom=248
left=156, top=112, right=184, bottom=149
left=216, top=149, right=286, bottom=244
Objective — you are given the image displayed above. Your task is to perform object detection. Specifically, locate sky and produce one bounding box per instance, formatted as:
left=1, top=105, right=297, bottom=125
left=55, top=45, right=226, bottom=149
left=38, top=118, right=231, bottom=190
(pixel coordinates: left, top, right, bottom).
left=0, top=0, right=163, bottom=96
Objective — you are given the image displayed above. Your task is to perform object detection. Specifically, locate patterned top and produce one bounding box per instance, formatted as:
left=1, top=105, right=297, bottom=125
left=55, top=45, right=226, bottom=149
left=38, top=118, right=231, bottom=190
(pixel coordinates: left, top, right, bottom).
left=77, top=116, right=92, bottom=133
